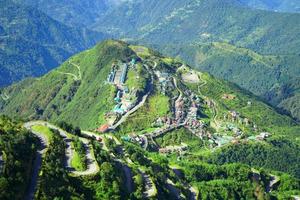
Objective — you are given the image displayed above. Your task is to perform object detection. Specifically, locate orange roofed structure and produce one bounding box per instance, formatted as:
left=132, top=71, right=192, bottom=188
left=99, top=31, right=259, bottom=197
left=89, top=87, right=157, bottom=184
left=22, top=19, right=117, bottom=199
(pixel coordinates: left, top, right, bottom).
left=97, top=124, right=110, bottom=133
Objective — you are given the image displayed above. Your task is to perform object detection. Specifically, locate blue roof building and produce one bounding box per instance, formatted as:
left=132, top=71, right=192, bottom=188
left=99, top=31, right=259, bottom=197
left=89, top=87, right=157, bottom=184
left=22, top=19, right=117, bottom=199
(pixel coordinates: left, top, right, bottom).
left=120, top=64, right=128, bottom=84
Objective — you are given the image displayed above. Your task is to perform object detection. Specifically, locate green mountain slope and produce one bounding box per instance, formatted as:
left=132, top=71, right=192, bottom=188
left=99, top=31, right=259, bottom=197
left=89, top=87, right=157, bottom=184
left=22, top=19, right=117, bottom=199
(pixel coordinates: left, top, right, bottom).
left=0, top=0, right=106, bottom=86
left=0, top=116, right=37, bottom=199
left=0, top=40, right=299, bottom=199
left=87, top=0, right=300, bottom=120
left=11, top=0, right=300, bottom=120
left=0, top=40, right=136, bottom=129
left=0, top=40, right=299, bottom=134
left=94, top=0, right=300, bottom=55
left=159, top=42, right=300, bottom=120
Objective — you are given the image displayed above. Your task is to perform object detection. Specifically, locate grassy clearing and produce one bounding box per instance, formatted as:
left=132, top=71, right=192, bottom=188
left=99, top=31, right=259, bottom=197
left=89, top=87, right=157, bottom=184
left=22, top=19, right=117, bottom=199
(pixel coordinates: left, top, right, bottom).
left=154, top=128, right=204, bottom=151
left=31, top=125, right=53, bottom=144
left=162, top=57, right=175, bottom=65
left=71, top=150, right=85, bottom=171
left=129, top=45, right=150, bottom=57
left=126, top=69, right=137, bottom=90
left=118, top=94, right=170, bottom=134
left=148, top=94, right=170, bottom=116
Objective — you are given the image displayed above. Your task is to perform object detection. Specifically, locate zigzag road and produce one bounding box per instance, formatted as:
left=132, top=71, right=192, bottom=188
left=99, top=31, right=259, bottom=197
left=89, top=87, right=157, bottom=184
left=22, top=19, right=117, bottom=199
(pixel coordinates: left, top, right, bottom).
left=82, top=131, right=134, bottom=194
left=24, top=121, right=100, bottom=200
left=24, top=123, right=49, bottom=200
left=82, top=131, right=158, bottom=197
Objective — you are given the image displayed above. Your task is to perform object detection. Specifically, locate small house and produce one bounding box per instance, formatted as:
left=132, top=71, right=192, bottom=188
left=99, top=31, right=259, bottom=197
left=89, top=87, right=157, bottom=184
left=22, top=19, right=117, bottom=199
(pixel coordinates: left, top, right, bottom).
left=97, top=124, right=110, bottom=133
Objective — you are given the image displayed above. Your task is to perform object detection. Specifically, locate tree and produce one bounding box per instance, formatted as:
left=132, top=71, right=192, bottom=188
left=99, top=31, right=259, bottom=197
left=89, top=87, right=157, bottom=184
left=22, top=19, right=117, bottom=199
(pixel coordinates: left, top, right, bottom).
left=74, top=127, right=81, bottom=136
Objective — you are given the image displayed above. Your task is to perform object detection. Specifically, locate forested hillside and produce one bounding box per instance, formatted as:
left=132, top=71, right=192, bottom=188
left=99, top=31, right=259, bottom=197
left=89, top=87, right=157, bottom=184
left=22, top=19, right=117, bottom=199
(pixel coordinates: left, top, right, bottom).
left=0, top=0, right=106, bottom=86
left=1, top=40, right=299, bottom=199
left=160, top=42, right=300, bottom=120
left=4, top=0, right=300, bottom=121
left=0, top=116, right=37, bottom=199
left=86, top=0, right=300, bottom=120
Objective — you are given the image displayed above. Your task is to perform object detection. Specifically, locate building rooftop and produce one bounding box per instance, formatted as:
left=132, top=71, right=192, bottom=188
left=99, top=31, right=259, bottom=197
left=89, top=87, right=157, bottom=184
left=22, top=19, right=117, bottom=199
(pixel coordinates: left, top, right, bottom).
left=97, top=124, right=110, bottom=133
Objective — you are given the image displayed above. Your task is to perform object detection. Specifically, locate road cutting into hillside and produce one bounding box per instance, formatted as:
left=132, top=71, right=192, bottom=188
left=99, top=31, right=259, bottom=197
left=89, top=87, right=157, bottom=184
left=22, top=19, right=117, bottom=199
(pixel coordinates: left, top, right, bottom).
left=24, top=122, right=49, bottom=200
left=111, top=61, right=155, bottom=130
left=57, top=61, right=82, bottom=81
left=24, top=121, right=99, bottom=178
left=1, top=92, right=10, bottom=101
left=197, top=73, right=220, bottom=129
left=0, top=154, right=3, bottom=172
left=82, top=131, right=134, bottom=193
left=140, top=169, right=157, bottom=198
left=110, top=93, right=150, bottom=130
left=171, top=166, right=198, bottom=200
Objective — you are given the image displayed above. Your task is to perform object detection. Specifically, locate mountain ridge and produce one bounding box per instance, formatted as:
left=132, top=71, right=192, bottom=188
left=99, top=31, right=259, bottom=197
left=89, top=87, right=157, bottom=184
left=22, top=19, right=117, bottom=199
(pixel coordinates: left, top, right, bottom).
left=0, top=0, right=107, bottom=86
left=0, top=40, right=299, bottom=199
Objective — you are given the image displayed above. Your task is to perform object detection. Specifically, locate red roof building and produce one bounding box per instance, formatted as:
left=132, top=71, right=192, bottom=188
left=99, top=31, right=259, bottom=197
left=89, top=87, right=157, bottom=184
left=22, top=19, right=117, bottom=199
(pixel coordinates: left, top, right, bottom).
left=97, top=124, right=110, bottom=133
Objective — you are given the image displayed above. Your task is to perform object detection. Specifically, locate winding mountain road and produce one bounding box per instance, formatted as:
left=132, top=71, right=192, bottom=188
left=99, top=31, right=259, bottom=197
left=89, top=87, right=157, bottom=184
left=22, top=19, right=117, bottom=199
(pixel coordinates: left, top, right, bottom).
left=111, top=60, right=154, bottom=130
left=82, top=131, right=134, bottom=193
left=71, top=138, right=99, bottom=177
left=0, top=92, right=10, bottom=101
left=266, top=174, right=280, bottom=192
left=24, top=122, right=49, bottom=200
left=166, top=178, right=185, bottom=200
left=197, top=73, right=220, bottom=129
left=26, top=121, right=99, bottom=176
left=140, top=169, right=157, bottom=198
left=110, top=93, right=149, bottom=130
left=58, top=61, right=82, bottom=81
left=171, top=167, right=197, bottom=200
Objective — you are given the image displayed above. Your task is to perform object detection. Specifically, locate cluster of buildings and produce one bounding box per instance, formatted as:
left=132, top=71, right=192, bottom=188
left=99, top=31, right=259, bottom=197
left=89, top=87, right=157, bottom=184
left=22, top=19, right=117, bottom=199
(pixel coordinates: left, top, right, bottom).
left=184, top=97, right=207, bottom=138
left=155, top=71, right=173, bottom=95
left=175, top=97, right=186, bottom=123
left=248, top=132, right=271, bottom=141
left=112, top=89, right=137, bottom=115
left=121, top=134, right=148, bottom=148
left=225, top=111, right=252, bottom=126
left=222, top=94, right=236, bottom=100
left=153, top=116, right=175, bottom=127
left=224, top=110, right=258, bottom=133
left=159, top=143, right=188, bottom=154
left=98, top=60, right=138, bottom=133
left=107, top=60, right=136, bottom=86
left=224, top=124, right=243, bottom=136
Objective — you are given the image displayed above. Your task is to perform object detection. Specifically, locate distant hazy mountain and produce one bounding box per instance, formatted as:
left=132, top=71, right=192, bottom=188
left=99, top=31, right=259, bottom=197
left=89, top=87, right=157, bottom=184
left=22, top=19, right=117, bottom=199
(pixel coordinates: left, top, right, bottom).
left=239, top=0, right=300, bottom=13
left=15, top=0, right=122, bottom=27
left=0, top=0, right=106, bottom=86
